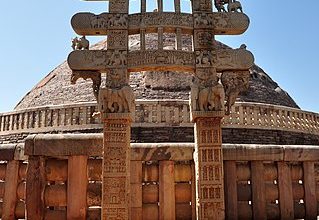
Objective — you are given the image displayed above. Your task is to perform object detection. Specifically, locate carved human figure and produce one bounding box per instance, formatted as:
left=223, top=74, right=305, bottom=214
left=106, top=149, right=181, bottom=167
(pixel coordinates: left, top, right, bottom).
left=227, top=0, right=243, bottom=13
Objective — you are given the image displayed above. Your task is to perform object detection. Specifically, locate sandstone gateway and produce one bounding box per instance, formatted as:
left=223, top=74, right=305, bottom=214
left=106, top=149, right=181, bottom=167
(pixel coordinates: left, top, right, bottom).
left=1, top=0, right=319, bottom=219
left=68, top=0, right=254, bottom=219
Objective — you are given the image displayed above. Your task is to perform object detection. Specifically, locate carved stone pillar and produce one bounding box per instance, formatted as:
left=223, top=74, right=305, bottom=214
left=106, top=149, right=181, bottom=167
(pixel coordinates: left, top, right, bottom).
left=192, top=112, right=225, bottom=220
left=192, top=1, right=225, bottom=220
left=101, top=113, right=132, bottom=219
left=190, top=7, right=253, bottom=220
left=102, top=1, right=132, bottom=219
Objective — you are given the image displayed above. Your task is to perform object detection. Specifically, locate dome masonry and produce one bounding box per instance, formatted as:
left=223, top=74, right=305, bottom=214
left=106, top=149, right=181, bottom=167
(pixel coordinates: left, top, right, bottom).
left=14, top=36, right=299, bottom=110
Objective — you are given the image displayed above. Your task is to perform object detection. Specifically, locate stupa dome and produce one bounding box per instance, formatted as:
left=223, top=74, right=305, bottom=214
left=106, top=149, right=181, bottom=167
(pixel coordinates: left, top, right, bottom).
left=1, top=36, right=317, bottom=146
left=15, top=38, right=298, bottom=110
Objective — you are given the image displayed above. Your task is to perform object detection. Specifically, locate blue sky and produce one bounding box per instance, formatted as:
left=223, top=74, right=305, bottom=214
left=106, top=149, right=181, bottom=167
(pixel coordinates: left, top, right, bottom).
left=0, top=0, right=318, bottom=113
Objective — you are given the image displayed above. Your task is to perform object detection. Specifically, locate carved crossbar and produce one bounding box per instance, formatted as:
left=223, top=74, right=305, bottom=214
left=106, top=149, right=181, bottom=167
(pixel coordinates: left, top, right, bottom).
left=71, top=12, right=249, bottom=36
left=68, top=48, right=254, bottom=73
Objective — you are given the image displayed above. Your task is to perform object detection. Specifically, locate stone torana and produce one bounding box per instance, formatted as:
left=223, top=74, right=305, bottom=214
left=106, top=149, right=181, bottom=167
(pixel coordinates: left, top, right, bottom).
left=68, top=0, right=254, bottom=219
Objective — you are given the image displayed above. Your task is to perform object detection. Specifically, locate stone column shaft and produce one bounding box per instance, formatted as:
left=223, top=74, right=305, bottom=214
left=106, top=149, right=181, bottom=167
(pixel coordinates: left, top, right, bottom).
left=193, top=116, right=225, bottom=219
left=101, top=1, right=131, bottom=219
left=102, top=116, right=131, bottom=219
left=192, top=1, right=225, bottom=219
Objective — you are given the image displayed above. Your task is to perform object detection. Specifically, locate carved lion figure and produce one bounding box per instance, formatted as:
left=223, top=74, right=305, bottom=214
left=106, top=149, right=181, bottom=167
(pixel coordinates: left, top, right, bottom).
left=227, top=0, right=243, bottom=13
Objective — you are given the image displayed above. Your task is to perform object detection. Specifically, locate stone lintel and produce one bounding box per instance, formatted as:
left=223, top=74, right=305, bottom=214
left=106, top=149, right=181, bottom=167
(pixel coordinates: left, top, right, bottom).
left=68, top=49, right=254, bottom=73
left=71, top=12, right=249, bottom=36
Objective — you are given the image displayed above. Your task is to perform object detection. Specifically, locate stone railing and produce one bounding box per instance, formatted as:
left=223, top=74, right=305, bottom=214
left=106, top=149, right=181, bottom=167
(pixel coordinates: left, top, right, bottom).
left=1, top=134, right=319, bottom=219
left=0, top=100, right=318, bottom=136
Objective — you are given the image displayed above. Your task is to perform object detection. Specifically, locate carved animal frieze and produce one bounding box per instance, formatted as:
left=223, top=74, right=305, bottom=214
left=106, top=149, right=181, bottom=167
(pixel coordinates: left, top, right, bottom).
left=70, top=70, right=101, bottom=99
left=194, top=12, right=214, bottom=30
left=68, top=48, right=253, bottom=73
left=193, top=12, right=249, bottom=35
left=68, top=50, right=127, bottom=70
left=71, top=13, right=128, bottom=35
left=72, top=12, right=248, bottom=36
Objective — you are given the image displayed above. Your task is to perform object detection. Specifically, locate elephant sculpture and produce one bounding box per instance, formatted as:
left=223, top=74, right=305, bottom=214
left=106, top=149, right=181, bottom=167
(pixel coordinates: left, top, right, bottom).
left=227, top=0, right=243, bottom=13
left=98, top=88, right=122, bottom=113
left=209, top=82, right=225, bottom=111
left=197, top=83, right=225, bottom=112
left=118, top=86, right=135, bottom=113
left=98, top=86, right=135, bottom=114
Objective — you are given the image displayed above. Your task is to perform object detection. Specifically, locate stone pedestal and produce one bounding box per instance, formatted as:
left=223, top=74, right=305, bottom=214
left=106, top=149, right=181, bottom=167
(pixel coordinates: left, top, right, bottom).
left=193, top=112, right=225, bottom=220
left=102, top=114, right=132, bottom=220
